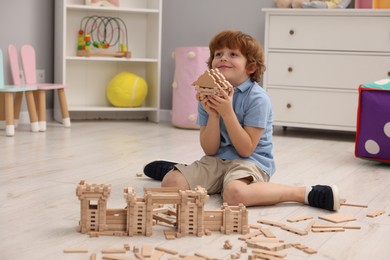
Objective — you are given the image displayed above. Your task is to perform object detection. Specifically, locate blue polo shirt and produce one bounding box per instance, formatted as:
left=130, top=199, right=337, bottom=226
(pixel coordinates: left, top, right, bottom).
left=197, top=78, right=275, bottom=177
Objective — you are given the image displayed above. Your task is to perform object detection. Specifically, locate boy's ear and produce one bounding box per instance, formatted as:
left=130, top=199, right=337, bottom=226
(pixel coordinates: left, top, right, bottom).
left=247, top=65, right=257, bottom=75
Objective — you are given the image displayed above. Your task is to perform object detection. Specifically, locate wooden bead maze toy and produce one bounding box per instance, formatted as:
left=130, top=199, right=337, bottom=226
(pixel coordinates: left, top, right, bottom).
left=76, top=15, right=131, bottom=58
left=76, top=180, right=248, bottom=238
left=192, top=68, right=233, bottom=100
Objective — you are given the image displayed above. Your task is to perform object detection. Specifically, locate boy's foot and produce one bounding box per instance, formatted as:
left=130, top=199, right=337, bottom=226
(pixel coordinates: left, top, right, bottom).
left=308, top=185, right=340, bottom=211
left=143, top=160, right=177, bottom=181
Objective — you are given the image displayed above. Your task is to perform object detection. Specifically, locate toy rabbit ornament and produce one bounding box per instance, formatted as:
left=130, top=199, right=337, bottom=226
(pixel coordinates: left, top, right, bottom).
left=274, top=0, right=352, bottom=8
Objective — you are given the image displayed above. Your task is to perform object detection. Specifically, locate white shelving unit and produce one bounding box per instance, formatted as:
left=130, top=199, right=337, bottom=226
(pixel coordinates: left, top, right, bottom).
left=263, top=8, right=390, bottom=132
left=54, top=0, right=161, bottom=121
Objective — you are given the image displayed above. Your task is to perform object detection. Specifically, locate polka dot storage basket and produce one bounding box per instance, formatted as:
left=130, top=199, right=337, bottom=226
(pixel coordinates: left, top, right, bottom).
left=355, top=78, right=390, bottom=163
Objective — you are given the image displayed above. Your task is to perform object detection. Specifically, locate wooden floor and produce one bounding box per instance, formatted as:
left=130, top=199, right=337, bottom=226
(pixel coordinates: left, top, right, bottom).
left=1, top=120, right=389, bottom=260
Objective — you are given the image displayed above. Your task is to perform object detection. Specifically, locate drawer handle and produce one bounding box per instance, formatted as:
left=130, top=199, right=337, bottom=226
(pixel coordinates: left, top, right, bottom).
left=286, top=103, right=292, bottom=109
left=288, top=67, right=293, bottom=72
left=388, top=71, right=390, bottom=77
left=289, top=29, right=294, bottom=35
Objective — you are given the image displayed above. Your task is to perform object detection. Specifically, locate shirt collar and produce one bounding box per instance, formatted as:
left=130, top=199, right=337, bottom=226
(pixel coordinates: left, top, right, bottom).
left=235, top=78, right=253, bottom=93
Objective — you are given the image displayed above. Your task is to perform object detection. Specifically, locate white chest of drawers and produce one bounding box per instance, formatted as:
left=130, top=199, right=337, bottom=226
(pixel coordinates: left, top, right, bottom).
left=262, top=8, right=390, bottom=132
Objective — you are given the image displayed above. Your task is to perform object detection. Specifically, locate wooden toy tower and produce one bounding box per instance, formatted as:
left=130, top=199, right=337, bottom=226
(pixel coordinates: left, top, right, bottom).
left=76, top=180, right=111, bottom=233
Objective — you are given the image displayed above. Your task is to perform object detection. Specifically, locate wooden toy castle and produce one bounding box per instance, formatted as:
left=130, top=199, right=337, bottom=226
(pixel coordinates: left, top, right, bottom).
left=192, top=68, right=233, bottom=100
left=76, top=180, right=248, bottom=237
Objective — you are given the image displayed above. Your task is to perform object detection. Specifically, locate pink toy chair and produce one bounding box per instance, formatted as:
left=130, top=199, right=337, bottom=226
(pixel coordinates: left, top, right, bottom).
left=0, top=47, right=38, bottom=136
left=20, top=44, right=71, bottom=131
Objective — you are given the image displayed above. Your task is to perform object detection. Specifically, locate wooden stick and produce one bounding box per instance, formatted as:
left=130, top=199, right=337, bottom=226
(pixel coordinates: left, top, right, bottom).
left=101, top=248, right=127, bottom=254
left=63, top=247, right=88, bottom=253
left=155, top=246, right=178, bottom=255
left=312, top=225, right=361, bottom=230
left=340, top=202, right=368, bottom=208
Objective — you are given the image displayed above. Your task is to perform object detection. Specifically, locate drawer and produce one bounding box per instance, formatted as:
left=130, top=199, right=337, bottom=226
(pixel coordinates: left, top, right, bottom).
left=266, top=52, right=390, bottom=90
left=267, top=87, right=358, bottom=129
left=268, top=15, right=390, bottom=52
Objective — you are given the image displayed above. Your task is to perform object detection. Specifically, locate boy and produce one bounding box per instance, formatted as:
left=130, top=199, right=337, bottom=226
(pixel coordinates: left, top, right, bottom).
left=144, top=30, right=340, bottom=211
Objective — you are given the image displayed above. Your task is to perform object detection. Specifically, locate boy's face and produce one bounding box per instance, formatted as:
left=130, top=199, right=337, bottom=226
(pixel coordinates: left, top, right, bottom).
left=211, top=47, right=250, bottom=87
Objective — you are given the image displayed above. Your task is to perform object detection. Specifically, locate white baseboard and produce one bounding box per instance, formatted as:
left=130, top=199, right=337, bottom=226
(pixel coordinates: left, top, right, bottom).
left=159, top=109, right=172, bottom=123
left=19, top=109, right=172, bottom=124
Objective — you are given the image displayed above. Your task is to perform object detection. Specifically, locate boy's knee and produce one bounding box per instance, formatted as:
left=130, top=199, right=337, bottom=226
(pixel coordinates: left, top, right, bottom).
left=222, top=185, right=247, bottom=206
left=161, top=170, right=190, bottom=190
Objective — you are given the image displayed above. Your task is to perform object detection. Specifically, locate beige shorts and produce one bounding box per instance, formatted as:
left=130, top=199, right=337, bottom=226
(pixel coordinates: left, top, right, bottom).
left=174, top=156, right=269, bottom=194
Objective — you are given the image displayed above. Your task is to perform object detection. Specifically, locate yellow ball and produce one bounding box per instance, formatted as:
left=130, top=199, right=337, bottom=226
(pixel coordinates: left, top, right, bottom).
left=106, top=72, right=148, bottom=107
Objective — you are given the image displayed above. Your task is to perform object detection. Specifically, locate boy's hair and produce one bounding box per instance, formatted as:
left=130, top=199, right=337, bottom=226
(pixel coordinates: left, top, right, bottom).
left=207, top=30, right=266, bottom=83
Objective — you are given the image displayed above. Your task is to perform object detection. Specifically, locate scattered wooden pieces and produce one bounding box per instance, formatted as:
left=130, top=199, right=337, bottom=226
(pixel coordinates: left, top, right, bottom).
left=312, top=225, right=361, bottom=230
left=155, top=246, right=178, bottom=255
left=101, top=248, right=127, bottom=254
left=136, top=173, right=143, bottom=177
left=367, top=210, right=385, bottom=218
left=142, top=245, right=153, bottom=257
left=287, top=215, right=313, bottom=223
left=319, top=213, right=357, bottom=223
left=312, top=227, right=345, bottom=233
left=63, top=247, right=88, bottom=253
left=238, top=230, right=262, bottom=241
left=90, top=253, right=97, bottom=260
left=223, top=240, right=233, bottom=249
left=164, top=229, right=176, bottom=240
left=340, top=202, right=368, bottom=208
left=257, top=219, right=284, bottom=227
left=102, top=255, right=136, bottom=260
left=252, top=248, right=287, bottom=258
left=260, top=227, right=276, bottom=238
left=291, top=243, right=317, bottom=255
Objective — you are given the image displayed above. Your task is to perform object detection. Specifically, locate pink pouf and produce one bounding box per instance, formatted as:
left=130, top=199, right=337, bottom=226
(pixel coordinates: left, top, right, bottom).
left=171, top=47, right=209, bottom=129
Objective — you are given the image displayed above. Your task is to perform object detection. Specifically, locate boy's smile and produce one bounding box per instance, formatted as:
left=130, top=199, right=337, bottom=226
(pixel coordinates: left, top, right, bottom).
left=211, top=47, right=250, bottom=87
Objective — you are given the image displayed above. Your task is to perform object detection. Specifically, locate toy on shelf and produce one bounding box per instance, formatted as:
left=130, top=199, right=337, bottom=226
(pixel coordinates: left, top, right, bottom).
left=274, top=0, right=352, bottom=8
left=192, top=68, right=233, bottom=101
left=76, top=180, right=248, bottom=238
left=85, top=0, right=120, bottom=7
left=106, top=72, right=148, bottom=107
left=77, top=15, right=131, bottom=58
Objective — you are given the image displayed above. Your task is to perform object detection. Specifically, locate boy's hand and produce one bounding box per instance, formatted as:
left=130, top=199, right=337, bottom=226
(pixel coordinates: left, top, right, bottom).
left=197, top=93, right=219, bottom=118
left=206, top=86, right=234, bottom=118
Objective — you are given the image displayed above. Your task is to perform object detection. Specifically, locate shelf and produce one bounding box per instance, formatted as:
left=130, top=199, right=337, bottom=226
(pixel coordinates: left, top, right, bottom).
left=66, top=4, right=160, bottom=14
left=69, top=105, right=158, bottom=112
left=66, top=56, right=159, bottom=63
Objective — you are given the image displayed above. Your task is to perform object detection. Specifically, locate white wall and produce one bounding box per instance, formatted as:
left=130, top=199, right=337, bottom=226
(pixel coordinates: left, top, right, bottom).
left=0, top=0, right=54, bottom=114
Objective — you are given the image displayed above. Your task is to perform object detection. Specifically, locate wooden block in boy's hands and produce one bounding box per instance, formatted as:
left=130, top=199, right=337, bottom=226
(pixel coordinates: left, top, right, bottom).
left=192, top=68, right=233, bottom=100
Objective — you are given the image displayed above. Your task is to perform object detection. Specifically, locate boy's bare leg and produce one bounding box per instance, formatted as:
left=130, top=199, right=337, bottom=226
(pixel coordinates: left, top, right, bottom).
left=223, top=179, right=305, bottom=207
left=161, top=170, right=190, bottom=190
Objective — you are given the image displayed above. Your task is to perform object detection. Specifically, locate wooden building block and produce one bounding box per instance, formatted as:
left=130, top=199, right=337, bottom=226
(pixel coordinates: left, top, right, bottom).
left=155, top=246, right=178, bottom=255
left=257, top=219, right=284, bottom=227
left=252, top=248, right=286, bottom=258
left=142, top=245, right=153, bottom=257
left=280, top=225, right=308, bottom=236
left=319, top=213, right=357, bottom=223
left=312, top=225, right=361, bottom=230
left=340, top=202, right=368, bottom=208
left=238, top=230, right=262, bottom=240
left=164, top=229, right=176, bottom=240
left=101, top=248, right=127, bottom=254
left=287, top=215, right=313, bottom=223
left=312, top=227, right=345, bottom=232
left=260, top=227, right=276, bottom=238
left=367, top=210, right=385, bottom=218
left=102, top=255, right=137, bottom=260
left=63, top=247, right=88, bottom=253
